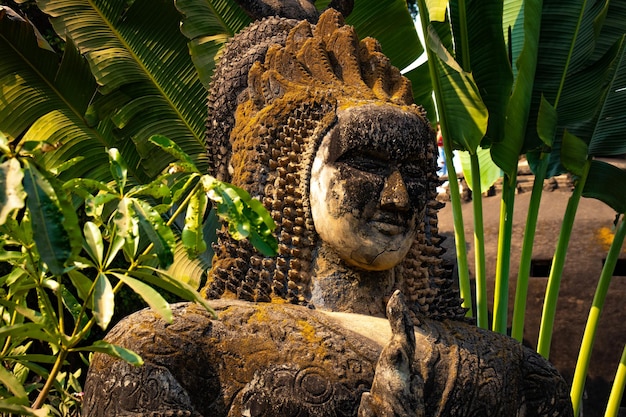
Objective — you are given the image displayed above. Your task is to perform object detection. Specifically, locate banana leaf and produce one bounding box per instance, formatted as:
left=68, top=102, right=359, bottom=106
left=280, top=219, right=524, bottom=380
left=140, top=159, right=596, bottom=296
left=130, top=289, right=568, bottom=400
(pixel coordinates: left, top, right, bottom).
left=0, top=9, right=112, bottom=181
left=176, top=0, right=252, bottom=88
left=525, top=0, right=626, bottom=177
left=35, top=0, right=208, bottom=179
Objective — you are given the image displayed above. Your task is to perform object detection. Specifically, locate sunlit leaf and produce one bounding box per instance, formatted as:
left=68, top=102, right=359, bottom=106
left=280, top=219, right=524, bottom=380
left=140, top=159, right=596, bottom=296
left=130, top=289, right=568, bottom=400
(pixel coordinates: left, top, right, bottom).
left=133, top=267, right=216, bottom=318
left=0, top=401, right=48, bottom=417
left=176, top=0, right=251, bottom=88
left=182, top=187, right=208, bottom=257
left=149, top=134, right=197, bottom=168
left=110, top=272, right=173, bottom=323
left=490, top=0, right=542, bottom=176
left=426, top=25, right=488, bottom=154
left=0, top=364, right=28, bottom=404
left=459, top=147, right=502, bottom=193
left=83, top=221, right=104, bottom=266
left=426, top=0, right=448, bottom=22
left=0, top=158, right=26, bottom=225
left=0, top=11, right=111, bottom=182
left=131, top=199, right=175, bottom=268
left=108, top=148, right=127, bottom=192
left=92, top=272, right=114, bottom=330
left=449, top=0, right=513, bottom=145
left=0, top=323, right=57, bottom=345
left=114, top=197, right=140, bottom=260
left=36, top=0, right=208, bottom=178
left=71, top=340, right=143, bottom=366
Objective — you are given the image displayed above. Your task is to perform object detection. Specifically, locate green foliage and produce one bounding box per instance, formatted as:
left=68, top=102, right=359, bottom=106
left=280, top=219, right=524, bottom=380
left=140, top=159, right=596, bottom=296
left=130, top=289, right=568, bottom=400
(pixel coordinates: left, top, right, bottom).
left=417, top=0, right=626, bottom=414
left=0, top=130, right=277, bottom=411
left=0, top=0, right=423, bottom=413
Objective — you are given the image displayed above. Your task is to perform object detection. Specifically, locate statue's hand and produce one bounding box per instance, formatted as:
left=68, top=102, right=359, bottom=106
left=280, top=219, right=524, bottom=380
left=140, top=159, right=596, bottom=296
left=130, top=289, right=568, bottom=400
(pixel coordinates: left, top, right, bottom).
left=358, top=290, right=425, bottom=417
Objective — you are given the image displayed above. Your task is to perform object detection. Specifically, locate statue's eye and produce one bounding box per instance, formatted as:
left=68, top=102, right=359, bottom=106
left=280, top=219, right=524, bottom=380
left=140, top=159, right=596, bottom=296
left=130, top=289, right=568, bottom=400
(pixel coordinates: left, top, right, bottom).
left=400, top=163, right=423, bottom=183
left=337, top=150, right=389, bottom=176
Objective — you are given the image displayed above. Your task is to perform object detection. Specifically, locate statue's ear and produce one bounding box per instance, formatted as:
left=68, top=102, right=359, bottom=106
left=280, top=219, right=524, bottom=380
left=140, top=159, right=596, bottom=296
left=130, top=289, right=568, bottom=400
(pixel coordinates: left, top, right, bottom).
left=248, top=61, right=266, bottom=107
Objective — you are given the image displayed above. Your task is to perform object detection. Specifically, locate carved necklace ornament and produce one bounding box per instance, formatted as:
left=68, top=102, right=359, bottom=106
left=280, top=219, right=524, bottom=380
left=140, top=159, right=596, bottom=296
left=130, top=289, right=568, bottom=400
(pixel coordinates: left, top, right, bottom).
left=83, top=5, right=574, bottom=417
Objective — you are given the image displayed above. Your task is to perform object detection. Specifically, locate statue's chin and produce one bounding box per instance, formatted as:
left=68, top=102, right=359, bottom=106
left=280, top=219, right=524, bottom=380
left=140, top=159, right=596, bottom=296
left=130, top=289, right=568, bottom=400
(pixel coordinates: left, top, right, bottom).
left=336, top=238, right=414, bottom=271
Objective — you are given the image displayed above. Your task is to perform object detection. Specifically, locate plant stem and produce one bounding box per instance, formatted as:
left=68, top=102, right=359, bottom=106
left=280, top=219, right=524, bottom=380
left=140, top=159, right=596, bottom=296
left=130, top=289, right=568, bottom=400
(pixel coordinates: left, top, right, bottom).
left=571, top=214, right=626, bottom=416
left=447, top=145, right=473, bottom=317
left=32, top=348, right=68, bottom=409
left=457, top=0, right=471, bottom=72
left=604, top=346, right=626, bottom=417
left=416, top=0, right=473, bottom=316
left=493, top=171, right=516, bottom=334
left=511, top=154, right=548, bottom=341
left=470, top=152, right=488, bottom=328
left=537, top=160, right=590, bottom=358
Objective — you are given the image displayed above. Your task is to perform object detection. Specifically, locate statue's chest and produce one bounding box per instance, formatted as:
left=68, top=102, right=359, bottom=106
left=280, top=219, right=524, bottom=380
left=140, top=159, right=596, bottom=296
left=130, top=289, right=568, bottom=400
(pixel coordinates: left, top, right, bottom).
left=211, top=303, right=380, bottom=416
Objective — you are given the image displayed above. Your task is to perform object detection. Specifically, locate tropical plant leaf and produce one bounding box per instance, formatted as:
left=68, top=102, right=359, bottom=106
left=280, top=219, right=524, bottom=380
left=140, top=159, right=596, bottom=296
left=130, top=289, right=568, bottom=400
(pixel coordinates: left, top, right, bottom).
left=526, top=0, right=625, bottom=155
left=21, top=161, right=72, bottom=276
left=72, top=341, right=143, bottom=366
left=60, top=285, right=90, bottom=333
left=587, top=39, right=626, bottom=156
left=426, top=0, right=448, bottom=22
left=449, top=0, right=513, bottom=145
left=36, top=0, right=208, bottom=179
left=560, top=130, right=588, bottom=176
left=0, top=158, right=26, bottom=225
left=149, top=134, right=198, bottom=169
left=182, top=187, right=209, bottom=257
left=114, top=196, right=140, bottom=260
left=403, top=62, right=436, bottom=123
left=345, top=0, right=423, bottom=70
left=536, top=94, right=558, bottom=147
left=426, top=25, right=488, bottom=153
left=107, top=148, right=128, bottom=192
left=176, top=0, right=251, bottom=88
left=459, top=147, right=502, bottom=193
left=83, top=221, right=104, bottom=267
left=92, top=272, right=114, bottom=330
left=0, top=365, right=28, bottom=404
left=0, top=323, right=57, bottom=345
left=131, top=198, right=176, bottom=268
left=0, top=401, right=48, bottom=417
left=490, top=0, right=542, bottom=177
left=110, top=272, right=173, bottom=323
left=66, top=270, right=93, bottom=306
left=132, top=267, right=216, bottom=318
left=583, top=160, right=626, bottom=213
left=0, top=9, right=112, bottom=181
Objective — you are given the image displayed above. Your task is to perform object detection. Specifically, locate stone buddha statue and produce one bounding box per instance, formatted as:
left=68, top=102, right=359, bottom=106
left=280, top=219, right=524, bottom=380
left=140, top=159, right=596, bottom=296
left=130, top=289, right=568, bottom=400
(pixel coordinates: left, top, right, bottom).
left=82, top=5, right=573, bottom=417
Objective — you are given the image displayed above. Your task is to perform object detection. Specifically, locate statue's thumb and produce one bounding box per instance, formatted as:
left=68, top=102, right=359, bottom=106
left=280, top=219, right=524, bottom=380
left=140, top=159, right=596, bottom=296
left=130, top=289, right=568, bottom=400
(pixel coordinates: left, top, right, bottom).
left=386, top=290, right=416, bottom=357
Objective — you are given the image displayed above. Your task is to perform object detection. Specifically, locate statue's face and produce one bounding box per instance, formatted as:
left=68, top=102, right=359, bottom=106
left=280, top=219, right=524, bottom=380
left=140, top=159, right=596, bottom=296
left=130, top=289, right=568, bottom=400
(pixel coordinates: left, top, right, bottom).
left=310, top=104, right=430, bottom=271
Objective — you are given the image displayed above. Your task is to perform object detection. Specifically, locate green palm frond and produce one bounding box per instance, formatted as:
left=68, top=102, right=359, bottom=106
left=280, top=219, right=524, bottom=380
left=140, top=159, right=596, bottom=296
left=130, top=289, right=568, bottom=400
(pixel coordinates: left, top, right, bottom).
left=37, top=0, right=208, bottom=179
left=0, top=8, right=112, bottom=180
left=177, top=0, right=251, bottom=88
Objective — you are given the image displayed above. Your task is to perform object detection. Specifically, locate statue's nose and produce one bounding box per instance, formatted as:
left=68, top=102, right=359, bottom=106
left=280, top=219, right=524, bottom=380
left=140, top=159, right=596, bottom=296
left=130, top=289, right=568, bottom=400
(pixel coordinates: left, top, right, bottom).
left=380, top=170, right=410, bottom=211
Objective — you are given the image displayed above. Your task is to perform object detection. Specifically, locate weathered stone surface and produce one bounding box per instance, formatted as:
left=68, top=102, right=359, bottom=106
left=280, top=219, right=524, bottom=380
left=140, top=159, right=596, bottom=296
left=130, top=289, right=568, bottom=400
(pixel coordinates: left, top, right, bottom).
left=83, top=298, right=572, bottom=416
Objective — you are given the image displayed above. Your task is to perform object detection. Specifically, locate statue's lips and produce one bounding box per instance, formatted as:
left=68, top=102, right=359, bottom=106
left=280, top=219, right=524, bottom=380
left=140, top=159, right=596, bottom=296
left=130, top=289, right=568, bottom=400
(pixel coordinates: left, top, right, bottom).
left=370, top=214, right=410, bottom=236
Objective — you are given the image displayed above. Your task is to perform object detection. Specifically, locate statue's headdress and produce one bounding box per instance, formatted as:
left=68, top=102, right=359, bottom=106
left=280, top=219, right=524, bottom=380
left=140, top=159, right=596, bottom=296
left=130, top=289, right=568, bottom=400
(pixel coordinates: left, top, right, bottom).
left=204, top=9, right=466, bottom=320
